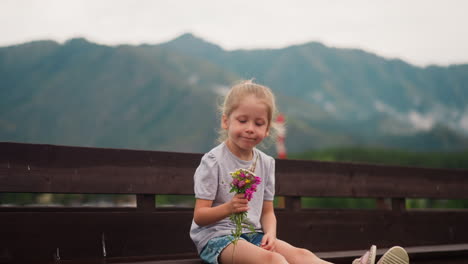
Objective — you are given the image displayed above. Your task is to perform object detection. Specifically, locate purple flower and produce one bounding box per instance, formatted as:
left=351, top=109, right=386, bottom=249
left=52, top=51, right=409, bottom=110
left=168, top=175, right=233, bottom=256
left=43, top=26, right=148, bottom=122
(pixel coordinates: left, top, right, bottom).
left=232, top=178, right=239, bottom=186
left=245, top=189, right=254, bottom=201
left=237, top=180, right=246, bottom=188
left=251, top=184, right=257, bottom=192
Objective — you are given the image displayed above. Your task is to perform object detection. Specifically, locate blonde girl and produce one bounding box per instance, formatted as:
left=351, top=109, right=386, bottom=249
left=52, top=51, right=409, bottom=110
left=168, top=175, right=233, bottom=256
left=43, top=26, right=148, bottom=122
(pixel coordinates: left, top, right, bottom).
left=189, top=80, right=409, bottom=264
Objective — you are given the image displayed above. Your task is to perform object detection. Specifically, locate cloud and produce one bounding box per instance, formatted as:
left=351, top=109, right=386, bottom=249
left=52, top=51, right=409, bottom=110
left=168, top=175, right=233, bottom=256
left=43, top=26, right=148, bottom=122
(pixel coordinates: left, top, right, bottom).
left=374, top=100, right=398, bottom=116
left=187, top=74, right=199, bottom=86
left=324, top=102, right=337, bottom=114
left=374, top=100, right=436, bottom=132
left=407, top=111, right=434, bottom=131
left=311, top=91, right=324, bottom=103
left=1, top=0, right=468, bottom=66
left=212, top=85, right=230, bottom=96
left=460, top=109, right=468, bottom=132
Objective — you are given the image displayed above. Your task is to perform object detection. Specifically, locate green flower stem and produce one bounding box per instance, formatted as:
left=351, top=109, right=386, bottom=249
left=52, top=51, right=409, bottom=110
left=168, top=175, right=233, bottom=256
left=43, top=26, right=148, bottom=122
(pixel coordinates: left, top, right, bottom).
left=230, top=212, right=247, bottom=244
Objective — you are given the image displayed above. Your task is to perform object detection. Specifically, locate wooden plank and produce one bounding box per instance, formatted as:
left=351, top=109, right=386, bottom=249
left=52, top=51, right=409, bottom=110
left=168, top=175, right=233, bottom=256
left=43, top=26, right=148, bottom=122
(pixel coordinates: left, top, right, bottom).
left=116, top=258, right=202, bottom=264
left=0, top=142, right=200, bottom=194
left=51, top=258, right=202, bottom=264
left=275, top=209, right=468, bottom=252
left=0, top=166, right=197, bottom=194
left=1, top=209, right=468, bottom=262
left=0, top=142, right=202, bottom=168
left=0, top=210, right=196, bottom=262
left=2, top=142, right=468, bottom=198
left=275, top=158, right=468, bottom=199
left=7, top=245, right=468, bottom=264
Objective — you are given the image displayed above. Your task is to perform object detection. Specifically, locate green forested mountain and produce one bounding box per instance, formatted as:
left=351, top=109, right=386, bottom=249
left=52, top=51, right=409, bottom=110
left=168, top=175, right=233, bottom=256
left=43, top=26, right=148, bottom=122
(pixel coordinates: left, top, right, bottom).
left=0, top=38, right=235, bottom=152
left=290, top=147, right=468, bottom=169
left=1, top=33, right=468, bottom=154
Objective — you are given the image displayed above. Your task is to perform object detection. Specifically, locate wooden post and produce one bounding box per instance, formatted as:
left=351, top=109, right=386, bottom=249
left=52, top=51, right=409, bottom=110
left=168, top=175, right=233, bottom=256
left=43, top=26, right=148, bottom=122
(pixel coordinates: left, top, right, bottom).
left=137, top=194, right=155, bottom=212
left=391, top=198, right=406, bottom=214
left=376, top=198, right=391, bottom=210
left=285, top=196, right=301, bottom=212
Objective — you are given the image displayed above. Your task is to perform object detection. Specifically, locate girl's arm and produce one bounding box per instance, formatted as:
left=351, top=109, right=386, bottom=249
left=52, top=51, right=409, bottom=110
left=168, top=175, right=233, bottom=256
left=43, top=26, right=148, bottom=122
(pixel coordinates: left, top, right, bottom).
left=193, top=194, right=249, bottom=226
left=260, top=200, right=277, bottom=251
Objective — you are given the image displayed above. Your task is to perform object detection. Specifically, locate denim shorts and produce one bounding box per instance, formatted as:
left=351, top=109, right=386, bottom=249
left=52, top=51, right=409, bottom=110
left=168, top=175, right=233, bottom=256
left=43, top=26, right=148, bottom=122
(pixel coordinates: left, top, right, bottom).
left=199, top=232, right=264, bottom=264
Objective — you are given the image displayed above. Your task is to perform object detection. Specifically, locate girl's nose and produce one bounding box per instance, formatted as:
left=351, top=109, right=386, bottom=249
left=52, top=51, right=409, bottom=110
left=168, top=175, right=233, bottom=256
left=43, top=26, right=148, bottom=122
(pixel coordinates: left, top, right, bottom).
left=245, top=122, right=254, bottom=133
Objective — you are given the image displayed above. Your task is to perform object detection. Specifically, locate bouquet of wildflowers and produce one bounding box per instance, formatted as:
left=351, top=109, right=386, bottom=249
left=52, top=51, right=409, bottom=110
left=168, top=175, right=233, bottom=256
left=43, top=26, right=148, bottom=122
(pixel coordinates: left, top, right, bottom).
left=229, top=168, right=262, bottom=245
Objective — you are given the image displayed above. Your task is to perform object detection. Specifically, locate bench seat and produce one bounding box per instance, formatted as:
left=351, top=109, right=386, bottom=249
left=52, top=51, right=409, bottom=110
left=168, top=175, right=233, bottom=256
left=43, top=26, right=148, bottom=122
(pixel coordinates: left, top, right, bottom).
left=1, top=142, right=468, bottom=264
left=53, top=244, right=468, bottom=264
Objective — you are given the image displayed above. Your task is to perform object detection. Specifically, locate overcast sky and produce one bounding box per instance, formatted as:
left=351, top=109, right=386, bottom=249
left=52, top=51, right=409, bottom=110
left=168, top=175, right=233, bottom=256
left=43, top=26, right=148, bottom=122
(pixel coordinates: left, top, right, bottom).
left=1, top=0, right=467, bottom=67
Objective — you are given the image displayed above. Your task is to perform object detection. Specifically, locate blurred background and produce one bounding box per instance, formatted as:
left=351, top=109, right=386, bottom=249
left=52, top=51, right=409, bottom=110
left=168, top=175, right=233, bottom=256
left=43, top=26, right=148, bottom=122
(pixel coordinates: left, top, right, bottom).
left=1, top=0, right=467, bottom=208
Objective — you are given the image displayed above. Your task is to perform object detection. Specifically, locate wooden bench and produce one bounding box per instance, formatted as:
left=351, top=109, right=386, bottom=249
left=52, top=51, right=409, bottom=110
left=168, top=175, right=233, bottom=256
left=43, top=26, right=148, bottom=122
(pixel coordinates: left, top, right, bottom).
left=1, top=142, right=468, bottom=263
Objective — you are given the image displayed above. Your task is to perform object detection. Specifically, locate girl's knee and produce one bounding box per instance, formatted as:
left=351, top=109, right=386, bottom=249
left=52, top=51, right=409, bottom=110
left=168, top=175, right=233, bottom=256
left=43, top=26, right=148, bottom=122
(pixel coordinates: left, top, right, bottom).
left=294, top=248, right=322, bottom=263
left=295, top=247, right=312, bottom=256
left=265, top=251, right=288, bottom=264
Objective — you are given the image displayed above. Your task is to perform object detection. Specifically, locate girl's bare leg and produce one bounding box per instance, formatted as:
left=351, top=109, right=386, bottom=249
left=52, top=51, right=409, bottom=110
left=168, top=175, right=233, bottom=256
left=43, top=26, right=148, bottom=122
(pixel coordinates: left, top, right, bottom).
left=219, top=240, right=288, bottom=264
left=273, top=239, right=333, bottom=264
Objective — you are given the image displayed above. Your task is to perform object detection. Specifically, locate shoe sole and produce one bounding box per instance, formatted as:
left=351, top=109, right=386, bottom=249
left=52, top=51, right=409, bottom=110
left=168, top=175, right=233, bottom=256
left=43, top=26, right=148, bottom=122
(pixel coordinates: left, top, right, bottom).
left=377, top=246, right=409, bottom=264
left=352, top=245, right=377, bottom=264
left=369, top=245, right=376, bottom=264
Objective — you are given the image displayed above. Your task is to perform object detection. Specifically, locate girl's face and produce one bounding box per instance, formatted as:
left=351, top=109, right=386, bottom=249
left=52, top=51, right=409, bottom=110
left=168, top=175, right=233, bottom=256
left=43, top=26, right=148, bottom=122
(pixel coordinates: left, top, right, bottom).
left=222, top=95, right=270, bottom=159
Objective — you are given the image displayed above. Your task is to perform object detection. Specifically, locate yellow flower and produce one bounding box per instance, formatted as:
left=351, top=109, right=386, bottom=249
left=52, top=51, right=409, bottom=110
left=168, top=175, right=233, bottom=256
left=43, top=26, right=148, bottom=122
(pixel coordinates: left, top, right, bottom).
left=245, top=179, right=251, bottom=184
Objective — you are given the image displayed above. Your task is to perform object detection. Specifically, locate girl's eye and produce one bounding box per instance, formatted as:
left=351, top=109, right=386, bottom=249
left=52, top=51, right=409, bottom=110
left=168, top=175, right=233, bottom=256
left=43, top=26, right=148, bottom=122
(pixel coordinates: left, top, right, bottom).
left=256, top=122, right=265, bottom=126
left=239, top=119, right=247, bottom=123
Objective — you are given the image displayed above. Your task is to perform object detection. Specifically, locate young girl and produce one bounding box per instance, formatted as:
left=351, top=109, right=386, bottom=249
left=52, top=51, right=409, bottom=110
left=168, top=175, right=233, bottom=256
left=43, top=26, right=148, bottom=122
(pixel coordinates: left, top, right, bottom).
left=189, top=80, right=409, bottom=264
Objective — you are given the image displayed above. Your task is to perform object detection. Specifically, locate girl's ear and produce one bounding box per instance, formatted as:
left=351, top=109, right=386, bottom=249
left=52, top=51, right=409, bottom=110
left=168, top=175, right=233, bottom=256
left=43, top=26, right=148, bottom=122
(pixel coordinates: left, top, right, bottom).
left=221, top=114, right=229, bottom=130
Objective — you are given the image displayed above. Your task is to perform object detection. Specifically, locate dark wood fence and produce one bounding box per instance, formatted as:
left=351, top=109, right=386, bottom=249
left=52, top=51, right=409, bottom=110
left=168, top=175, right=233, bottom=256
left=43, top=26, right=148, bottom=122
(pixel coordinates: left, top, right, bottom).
left=1, top=142, right=468, bottom=264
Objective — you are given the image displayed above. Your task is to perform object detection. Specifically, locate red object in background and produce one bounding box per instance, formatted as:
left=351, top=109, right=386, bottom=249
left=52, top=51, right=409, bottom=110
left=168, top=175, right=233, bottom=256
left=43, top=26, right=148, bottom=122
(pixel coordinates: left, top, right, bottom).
left=275, top=113, right=287, bottom=159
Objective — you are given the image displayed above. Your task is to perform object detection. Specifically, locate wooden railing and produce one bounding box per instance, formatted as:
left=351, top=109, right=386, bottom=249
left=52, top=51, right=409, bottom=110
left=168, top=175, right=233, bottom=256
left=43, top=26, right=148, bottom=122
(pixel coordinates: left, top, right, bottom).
left=1, top=142, right=468, bottom=264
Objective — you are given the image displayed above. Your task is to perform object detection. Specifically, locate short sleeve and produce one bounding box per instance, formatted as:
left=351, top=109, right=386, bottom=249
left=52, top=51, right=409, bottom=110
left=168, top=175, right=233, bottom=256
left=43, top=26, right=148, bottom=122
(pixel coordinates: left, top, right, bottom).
left=264, top=157, right=275, bottom=201
left=194, top=153, right=219, bottom=200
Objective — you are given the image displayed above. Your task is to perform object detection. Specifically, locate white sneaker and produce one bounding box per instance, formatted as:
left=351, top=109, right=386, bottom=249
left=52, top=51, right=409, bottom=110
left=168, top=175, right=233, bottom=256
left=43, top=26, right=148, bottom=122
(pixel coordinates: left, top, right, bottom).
left=352, top=245, right=377, bottom=264
left=377, top=246, right=409, bottom=264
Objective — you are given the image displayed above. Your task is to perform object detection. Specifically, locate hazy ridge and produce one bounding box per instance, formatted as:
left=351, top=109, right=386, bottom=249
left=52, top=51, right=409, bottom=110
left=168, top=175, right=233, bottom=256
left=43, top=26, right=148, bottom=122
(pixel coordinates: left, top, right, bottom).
left=1, top=33, right=468, bottom=154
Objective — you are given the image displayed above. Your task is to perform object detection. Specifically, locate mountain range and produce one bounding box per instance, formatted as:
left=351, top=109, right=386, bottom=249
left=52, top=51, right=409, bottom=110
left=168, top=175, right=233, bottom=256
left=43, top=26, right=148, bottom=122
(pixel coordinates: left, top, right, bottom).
left=1, top=33, right=468, bottom=155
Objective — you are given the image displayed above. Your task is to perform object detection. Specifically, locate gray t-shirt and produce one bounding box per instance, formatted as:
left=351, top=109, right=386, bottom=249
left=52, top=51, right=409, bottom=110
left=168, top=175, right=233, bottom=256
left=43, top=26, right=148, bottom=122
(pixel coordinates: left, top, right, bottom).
left=189, top=142, right=275, bottom=253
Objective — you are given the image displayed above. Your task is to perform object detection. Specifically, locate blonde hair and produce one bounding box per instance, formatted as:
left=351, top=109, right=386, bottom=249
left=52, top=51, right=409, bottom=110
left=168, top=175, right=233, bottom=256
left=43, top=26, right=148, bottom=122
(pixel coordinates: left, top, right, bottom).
left=217, top=80, right=278, bottom=143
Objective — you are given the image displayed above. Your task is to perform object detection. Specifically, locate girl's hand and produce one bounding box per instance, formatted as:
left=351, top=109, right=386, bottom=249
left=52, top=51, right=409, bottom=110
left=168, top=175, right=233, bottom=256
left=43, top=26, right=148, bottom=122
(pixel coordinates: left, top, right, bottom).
left=260, top=233, right=276, bottom=251
left=229, top=193, right=249, bottom=214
